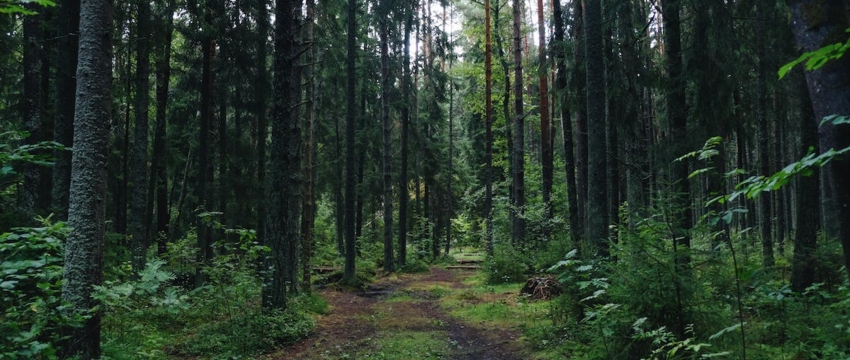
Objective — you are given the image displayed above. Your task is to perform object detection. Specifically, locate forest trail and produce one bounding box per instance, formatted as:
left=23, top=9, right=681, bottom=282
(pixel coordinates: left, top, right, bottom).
left=267, top=267, right=532, bottom=360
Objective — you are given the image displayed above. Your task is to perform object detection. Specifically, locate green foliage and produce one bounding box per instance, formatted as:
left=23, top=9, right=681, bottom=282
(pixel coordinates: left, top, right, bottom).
left=398, top=258, right=430, bottom=273
left=94, top=258, right=191, bottom=359
left=0, top=218, right=85, bottom=359
left=0, top=0, right=56, bottom=15
left=175, top=308, right=314, bottom=358
left=485, top=245, right=528, bottom=284
left=0, top=132, right=67, bottom=176
left=98, top=222, right=314, bottom=358
left=0, top=132, right=69, bottom=229
left=681, top=136, right=850, bottom=227
left=778, top=28, right=850, bottom=79
left=632, top=323, right=720, bottom=359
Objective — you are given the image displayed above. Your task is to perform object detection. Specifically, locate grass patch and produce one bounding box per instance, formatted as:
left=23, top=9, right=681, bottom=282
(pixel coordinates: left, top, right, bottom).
left=355, top=331, right=450, bottom=360
left=174, top=308, right=314, bottom=358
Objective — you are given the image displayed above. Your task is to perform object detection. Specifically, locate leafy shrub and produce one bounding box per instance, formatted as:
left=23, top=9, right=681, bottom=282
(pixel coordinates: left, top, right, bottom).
left=0, top=219, right=85, bottom=359
left=485, top=246, right=527, bottom=284
left=289, top=292, right=330, bottom=315
left=176, top=308, right=314, bottom=358
left=398, top=258, right=430, bottom=273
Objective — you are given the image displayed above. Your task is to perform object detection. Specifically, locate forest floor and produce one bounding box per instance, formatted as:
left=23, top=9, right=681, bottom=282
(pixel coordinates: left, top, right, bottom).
left=266, top=261, right=550, bottom=360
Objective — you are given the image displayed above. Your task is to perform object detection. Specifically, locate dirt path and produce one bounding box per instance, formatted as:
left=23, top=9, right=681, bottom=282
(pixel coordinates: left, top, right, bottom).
left=268, top=267, right=529, bottom=360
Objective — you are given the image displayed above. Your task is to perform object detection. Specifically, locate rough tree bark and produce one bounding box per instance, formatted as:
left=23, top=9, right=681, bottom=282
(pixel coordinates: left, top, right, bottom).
left=263, top=0, right=302, bottom=309
left=61, top=0, right=113, bottom=355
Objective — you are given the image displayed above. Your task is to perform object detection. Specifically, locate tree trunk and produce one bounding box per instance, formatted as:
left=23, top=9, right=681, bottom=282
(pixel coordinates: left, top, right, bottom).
left=493, top=3, right=513, bottom=243
left=255, top=0, right=269, bottom=267
left=484, top=0, right=494, bottom=256
left=61, top=0, right=113, bottom=354
left=131, top=0, right=152, bottom=273
left=571, top=0, right=588, bottom=241
left=301, top=0, right=316, bottom=291
left=585, top=0, right=608, bottom=251
left=552, top=0, right=579, bottom=246
left=52, top=0, right=80, bottom=220
left=537, top=0, right=552, bottom=244
left=356, top=77, right=367, bottom=242
left=343, top=0, right=358, bottom=284
left=512, top=0, right=526, bottom=247
left=21, top=4, right=41, bottom=218
left=398, top=6, right=412, bottom=267
left=446, top=5, right=454, bottom=258
left=791, top=75, right=820, bottom=292
left=662, top=0, right=690, bottom=263
left=152, top=0, right=174, bottom=254
left=335, top=107, right=345, bottom=256
left=263, top=0, right=302, bottom=309
left=196, top=13, right=217, bottom=286
left=756, top=1, right=774, bottom=268
left=380, top=10, right=394, bottom=273
left=786, top=0, right=850, bottom=279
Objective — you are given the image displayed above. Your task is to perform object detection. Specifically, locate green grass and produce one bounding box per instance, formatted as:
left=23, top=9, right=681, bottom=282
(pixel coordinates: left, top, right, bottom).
left=353, top=331, right=451, bottom=360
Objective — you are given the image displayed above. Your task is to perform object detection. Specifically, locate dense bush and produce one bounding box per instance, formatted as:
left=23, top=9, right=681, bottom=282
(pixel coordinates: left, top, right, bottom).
left=0, top=219, right=85, bottom=359
left=485, top=245, right=528, bottom=284
left=175, top=308, right=314, bottom=358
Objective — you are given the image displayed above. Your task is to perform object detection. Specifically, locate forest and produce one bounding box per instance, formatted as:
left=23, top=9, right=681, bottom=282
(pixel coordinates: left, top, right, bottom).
left=1, top=0, right=850, bottom=358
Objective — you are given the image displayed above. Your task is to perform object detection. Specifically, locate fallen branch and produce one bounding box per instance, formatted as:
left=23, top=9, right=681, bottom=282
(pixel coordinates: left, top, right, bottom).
left=446, top=265, right=482, bottom=270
